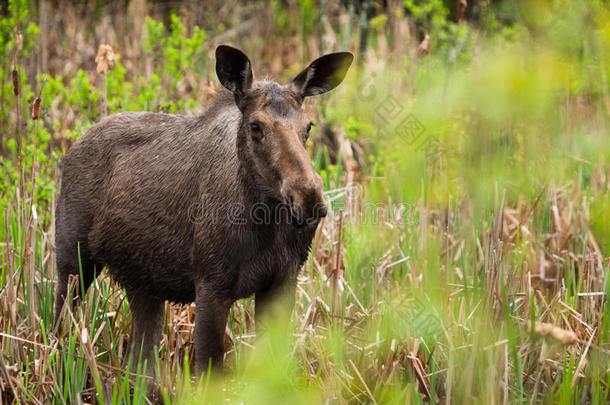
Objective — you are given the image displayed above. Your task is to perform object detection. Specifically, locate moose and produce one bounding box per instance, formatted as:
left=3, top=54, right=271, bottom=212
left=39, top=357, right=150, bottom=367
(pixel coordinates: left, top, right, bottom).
left=54, top=45, right=353, bottom=373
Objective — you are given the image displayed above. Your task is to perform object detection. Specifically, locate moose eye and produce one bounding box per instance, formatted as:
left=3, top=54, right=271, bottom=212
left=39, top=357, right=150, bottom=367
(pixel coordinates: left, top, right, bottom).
left=304, top=123, right=315, bottom=142
left=250, top=122, right=261, bottom=133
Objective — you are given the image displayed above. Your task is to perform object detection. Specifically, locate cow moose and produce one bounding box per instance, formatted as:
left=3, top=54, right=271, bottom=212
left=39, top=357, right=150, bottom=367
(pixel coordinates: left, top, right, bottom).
left=54, top=45, right=353, bottom=373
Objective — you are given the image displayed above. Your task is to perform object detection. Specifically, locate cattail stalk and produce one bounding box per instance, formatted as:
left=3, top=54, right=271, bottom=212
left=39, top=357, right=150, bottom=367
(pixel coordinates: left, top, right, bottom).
left=30, top=96, right=41, bottom=216
left=4, top=203, right=17, bottom=327
left=25, top=94, right=42, bottom=330
left=12, top=67, right=26, bottom=267
left=12, top=68, right=24, bottom=200
left=96, top=44, right=115, bottom=117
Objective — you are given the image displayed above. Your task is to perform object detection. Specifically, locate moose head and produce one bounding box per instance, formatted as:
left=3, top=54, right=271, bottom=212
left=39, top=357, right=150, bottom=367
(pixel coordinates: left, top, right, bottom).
left=216, top=45, right=353, bottom=226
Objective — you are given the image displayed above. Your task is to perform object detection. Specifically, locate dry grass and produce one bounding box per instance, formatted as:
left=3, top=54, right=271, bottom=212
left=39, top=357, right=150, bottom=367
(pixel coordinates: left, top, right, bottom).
left=1, top=174, right=608, bottom=403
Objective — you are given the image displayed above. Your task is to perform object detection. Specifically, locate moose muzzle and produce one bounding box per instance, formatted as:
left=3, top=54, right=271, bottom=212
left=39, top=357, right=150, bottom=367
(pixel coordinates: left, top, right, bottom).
left=281, top=172, right=327, bottom=227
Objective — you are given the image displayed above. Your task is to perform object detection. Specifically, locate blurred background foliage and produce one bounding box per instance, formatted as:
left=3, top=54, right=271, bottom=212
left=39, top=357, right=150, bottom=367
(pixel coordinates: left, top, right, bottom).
left=1, top=0, right=609, bottom=403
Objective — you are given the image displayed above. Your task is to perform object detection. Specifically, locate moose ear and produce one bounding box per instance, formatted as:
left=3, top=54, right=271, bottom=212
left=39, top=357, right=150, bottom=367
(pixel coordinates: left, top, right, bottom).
left=290, top=52, right=353, bottom=98
left=215, top=45, right=253, bottom=100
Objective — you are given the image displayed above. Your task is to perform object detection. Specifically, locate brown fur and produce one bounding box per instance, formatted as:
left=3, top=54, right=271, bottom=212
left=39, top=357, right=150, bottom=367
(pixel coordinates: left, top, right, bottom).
left=54, top=46, right=352, bottom=373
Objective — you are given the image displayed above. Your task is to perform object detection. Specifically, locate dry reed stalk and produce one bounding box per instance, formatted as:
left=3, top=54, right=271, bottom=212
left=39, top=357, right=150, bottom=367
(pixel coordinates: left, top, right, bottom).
left=4, top=203, right=17, bottom=328
left=27, top=206, right=38, bottom=328
left=71, top=314, right=108, bottom=404
left=331, top=210, right=344, bottom=322
left=53, top=275, right=78, bottom=337
left=406, top=341, right=431, bottom=400
left=349, top=359, right=377, bottom=404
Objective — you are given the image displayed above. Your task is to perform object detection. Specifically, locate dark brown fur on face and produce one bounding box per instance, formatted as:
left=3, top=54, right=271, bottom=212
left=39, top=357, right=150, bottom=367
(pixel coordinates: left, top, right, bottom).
left=54, top=45, right=352, bottom=374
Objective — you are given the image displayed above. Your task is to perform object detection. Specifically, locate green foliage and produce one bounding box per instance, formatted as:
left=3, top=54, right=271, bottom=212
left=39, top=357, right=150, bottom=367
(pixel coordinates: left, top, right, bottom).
left=141, top=14, right=207, bottom=111
left=1, top=10, right=209, bottom=222
left=403, top=0, right=449, bottom=31
left=403, top=0, right=476, bottom=62
left=0, top=0, right=38, bottom=125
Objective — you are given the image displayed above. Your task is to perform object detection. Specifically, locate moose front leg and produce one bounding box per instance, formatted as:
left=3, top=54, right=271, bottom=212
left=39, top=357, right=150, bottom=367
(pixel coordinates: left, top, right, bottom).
left=125, top=288, right=165, bottom=375
left=194, top=284, right=230, bottom=374
left=255, top=273, right=297, bottom=334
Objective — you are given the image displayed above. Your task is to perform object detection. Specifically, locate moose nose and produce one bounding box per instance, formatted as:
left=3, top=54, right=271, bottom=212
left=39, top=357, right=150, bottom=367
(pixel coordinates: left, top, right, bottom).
left=316, top=203, right=328, bottom=219
left=314, top=203, right=328, bottom=219
left=282, top=179, right=327, bottom=225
